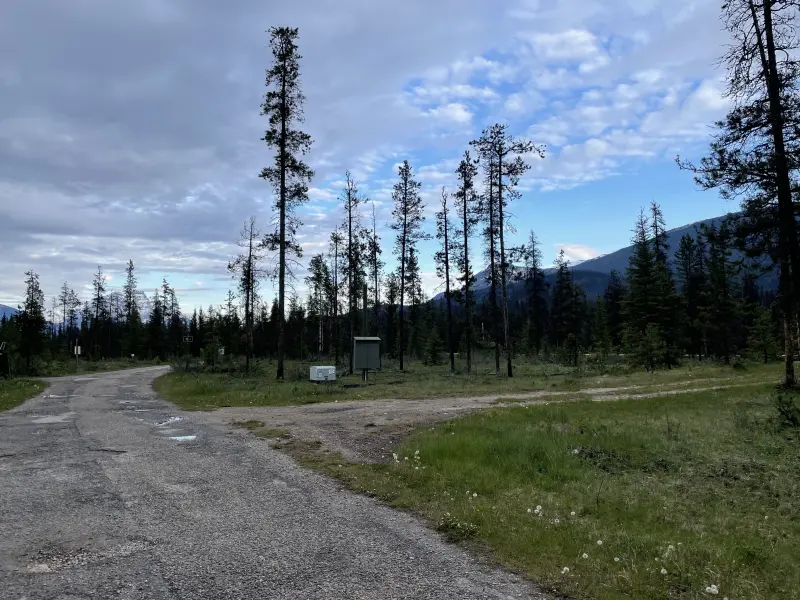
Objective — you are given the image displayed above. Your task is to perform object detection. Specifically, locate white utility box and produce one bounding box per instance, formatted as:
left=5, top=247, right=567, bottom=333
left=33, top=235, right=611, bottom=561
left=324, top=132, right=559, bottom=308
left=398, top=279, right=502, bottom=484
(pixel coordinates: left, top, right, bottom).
left=310, top=366, right=336, bottom=382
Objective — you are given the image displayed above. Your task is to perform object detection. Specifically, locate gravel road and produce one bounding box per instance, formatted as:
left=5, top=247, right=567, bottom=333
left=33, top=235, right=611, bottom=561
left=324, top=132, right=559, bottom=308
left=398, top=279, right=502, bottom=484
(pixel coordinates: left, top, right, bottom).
left=0, top=367, right=547, bottom=600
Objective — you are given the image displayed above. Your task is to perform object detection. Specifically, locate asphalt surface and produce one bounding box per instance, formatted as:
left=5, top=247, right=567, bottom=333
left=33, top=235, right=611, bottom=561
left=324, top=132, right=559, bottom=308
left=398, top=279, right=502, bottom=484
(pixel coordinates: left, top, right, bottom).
left=0, top=367, right=546, bottom=600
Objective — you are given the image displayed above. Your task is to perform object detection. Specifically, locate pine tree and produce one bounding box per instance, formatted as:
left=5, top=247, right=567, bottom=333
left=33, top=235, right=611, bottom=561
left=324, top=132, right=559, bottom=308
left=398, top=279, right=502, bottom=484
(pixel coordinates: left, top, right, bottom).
left=229, top=217, right=265, bottom=374
left=649, top=202, right=682, bottom=366
left=624, top=211, right=660, bottom=366
left=260, top=26, right=314, bottom=380
left=470, top=124, right=543, bottom=377
left=452, top=150, right=480, bottom=372
left=305, top=254, right=332, bottom=358
left=390, top=160, right=428, bottom=370
left=602, top=270, right=626, bottom=350
left=385, top=271, right=400, bottom=359
left=329, top=229, right=344, bottom=367
left=677, top=0, right=800, bottom=386
left=367, top=202, right=384, bottom=337
left=19, top=270, right=46, bottom=373
left=122, top=260, right=141, bottom=357
left=703, top=221, right=743, bottom=363
left=91, top=266, right=107, bottom=358
left=341, top=171, right=367, bottom=374
left=593, top=295, right=611, bottom=358
left=520, top=231, right=549, bottom=356
left=435, top=187, right=456, bottom=372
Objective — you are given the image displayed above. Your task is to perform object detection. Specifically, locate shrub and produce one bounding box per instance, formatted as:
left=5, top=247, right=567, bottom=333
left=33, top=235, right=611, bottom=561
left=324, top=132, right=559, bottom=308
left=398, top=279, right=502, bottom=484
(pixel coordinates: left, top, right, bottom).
left=774, top=393, right=800, bottom=429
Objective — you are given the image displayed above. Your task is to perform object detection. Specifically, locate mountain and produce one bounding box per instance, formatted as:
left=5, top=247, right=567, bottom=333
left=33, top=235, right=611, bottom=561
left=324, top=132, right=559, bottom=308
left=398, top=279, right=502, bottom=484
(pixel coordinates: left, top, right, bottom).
left=0, top=304, right=18, bottom=319
left=434, top=212, right=778, bottom=303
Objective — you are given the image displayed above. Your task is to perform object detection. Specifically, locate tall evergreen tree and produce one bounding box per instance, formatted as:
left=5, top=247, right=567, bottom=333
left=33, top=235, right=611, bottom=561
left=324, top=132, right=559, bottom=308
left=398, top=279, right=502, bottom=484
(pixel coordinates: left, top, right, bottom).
left=329, top=229, right=345, bottom=367
left=602, top=270, right=626, bottom=350
left=260, top=26, right=314, bottom=380
left=367, top=202, right=384, bottom=337
left=19, top=270, right=46, bottom=373
left=677, top=0, right=800, bottom=386
left=341, top=171, right=367, bottom=374
left=91, top=266, right=107, bottom=358
left=435, top=187, right=456, bottom=372
left=229, top=217, right=265, bottom=374
left=471, top=124, right=542, bottom=377
left=520, top=231, right=549, bottom=356
left=452, top=150, right=480, bottom=372
left=390, top=160, right=427, bottom=370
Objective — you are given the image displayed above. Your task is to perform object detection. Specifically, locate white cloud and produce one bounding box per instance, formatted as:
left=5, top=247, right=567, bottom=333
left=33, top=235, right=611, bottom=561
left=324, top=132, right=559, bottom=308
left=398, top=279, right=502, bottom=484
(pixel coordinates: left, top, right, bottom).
left=427, top=103, right=473, bottom=125
left=555, top=243, right=603, bottom=263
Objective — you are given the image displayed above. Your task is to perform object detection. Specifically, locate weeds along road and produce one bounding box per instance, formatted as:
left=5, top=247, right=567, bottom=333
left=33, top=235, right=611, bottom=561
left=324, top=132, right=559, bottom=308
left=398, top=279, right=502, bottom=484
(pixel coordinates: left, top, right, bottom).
left=0, top=367, right=546, bottom=600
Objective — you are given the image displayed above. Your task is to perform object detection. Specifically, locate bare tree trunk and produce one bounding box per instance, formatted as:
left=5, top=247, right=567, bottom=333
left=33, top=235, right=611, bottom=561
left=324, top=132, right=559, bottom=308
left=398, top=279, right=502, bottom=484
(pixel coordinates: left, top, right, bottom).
left=276, top=65, right=287, bottom=381
left=497, top=156, right=513, bottom=377
left=751, top=0, right=796, bottom=386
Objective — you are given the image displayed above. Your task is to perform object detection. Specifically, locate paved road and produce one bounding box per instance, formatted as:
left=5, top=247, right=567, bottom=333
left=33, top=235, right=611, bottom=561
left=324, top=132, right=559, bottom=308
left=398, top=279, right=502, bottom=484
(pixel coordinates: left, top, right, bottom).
left=0, top=368, right=545, bottom=600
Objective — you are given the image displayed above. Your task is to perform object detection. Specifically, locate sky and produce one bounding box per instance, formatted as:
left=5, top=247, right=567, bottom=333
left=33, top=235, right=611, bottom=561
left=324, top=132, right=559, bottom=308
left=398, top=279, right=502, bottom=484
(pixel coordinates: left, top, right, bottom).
left=0, top=0, right=738, bottom=313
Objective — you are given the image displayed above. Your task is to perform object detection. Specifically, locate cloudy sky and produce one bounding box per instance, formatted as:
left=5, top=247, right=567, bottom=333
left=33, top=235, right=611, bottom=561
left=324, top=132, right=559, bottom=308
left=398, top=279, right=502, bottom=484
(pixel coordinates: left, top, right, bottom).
left=0, top=0, right=735, bottom=312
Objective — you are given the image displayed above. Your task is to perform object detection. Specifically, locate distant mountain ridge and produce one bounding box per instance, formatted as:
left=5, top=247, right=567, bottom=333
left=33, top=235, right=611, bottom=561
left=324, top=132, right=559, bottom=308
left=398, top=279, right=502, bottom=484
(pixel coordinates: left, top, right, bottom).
left=434, top=212, right=776, bottom=302
left=0, top=304, right=18, bottom=319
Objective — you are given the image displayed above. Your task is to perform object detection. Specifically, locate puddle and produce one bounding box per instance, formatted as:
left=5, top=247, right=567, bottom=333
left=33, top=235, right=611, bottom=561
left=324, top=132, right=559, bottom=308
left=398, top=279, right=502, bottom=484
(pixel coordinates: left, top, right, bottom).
left=32, top=413, right=75, bottom=424
left=158, top=428, right=182, bottom=435
left=156, top=417, right=182, bottom=426
left=43, top=394, right=67, bottom=399
left=169, top=435, right=197, bottom=442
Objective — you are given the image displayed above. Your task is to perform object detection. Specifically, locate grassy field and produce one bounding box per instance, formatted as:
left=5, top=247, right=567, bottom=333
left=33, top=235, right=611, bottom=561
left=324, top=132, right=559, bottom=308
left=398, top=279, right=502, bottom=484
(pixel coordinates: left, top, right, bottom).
left=153, top=357, right=781, bottom=410
left=284, top=384, right=799, bottom=600
left=0, top=379, right=48, bottom=411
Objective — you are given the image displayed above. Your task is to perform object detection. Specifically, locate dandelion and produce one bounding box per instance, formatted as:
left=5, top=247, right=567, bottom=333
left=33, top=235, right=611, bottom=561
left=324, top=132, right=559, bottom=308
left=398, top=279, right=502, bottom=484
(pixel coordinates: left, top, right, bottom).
left=582, top=553, right=588, bottom=559
left=597, top=540, right=603, bottom=546
left=561, top=567, right=570, bottom=575
left=661, top=568, right=667, bottom=575
left=614, top=557, right=620, bottom=562
left=570, top=511, right=576, bottom=516
left=473, top=492, right=478, bottom=498
left=536, top=505, right=542, bottom=511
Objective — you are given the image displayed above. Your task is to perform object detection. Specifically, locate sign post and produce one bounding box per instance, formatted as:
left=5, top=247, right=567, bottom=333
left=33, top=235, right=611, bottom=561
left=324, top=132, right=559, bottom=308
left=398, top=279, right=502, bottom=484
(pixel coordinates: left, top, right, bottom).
left=183, top=336, right=193, bottom=372
left=74, top=343, right=81, bottom=371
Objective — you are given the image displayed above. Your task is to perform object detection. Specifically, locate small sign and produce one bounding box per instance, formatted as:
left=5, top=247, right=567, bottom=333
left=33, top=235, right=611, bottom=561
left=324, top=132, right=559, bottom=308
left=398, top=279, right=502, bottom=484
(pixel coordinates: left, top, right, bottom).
left=74, top=346, right=81, bottom=356
left=183, top=336, right=193, bottom=343
left=0, top=341, right=6, bottom=352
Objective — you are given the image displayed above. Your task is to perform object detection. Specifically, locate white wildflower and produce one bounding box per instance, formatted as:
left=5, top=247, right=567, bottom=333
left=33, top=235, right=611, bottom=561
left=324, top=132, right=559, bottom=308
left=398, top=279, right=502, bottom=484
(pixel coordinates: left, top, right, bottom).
left=561, top=567, right=570, bottom=574
left=572, top=448, right=579, bottom=455
left=404, top=457, right=408, bottom=461
left=527, top=508, right=532, bottom=514
left=536, top=505, right=542, bottom=511
left=570, top=511, right=576, bottom=516
left=597, top=540, right=603, bottom=546
left=582, top=553, right=588, bottom=559
left=414, top=466, right=419, bottom=470
left=614, top=557, right=620, bottom=562
left=707, top=584, right=719, bottom=595
left=661, top=568, right=667, bottom=575
left=553, top=518, right=560, bottom=525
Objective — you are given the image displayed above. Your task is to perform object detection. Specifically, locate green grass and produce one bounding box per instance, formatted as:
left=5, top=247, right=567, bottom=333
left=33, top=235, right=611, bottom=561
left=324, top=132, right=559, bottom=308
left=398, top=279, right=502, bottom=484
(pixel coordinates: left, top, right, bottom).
left=292, top=385, right=800, bottom=600
left=153, top=357, right=782, bottom=410
left=39, top=358, right=165, bottom=377
left=0, top=379, right=48, bottom=411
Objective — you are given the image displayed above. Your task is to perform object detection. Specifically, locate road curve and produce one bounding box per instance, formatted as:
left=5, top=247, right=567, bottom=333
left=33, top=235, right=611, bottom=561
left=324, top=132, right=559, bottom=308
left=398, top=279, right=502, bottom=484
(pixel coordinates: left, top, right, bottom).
left=0, top=367, right=546, bottom=599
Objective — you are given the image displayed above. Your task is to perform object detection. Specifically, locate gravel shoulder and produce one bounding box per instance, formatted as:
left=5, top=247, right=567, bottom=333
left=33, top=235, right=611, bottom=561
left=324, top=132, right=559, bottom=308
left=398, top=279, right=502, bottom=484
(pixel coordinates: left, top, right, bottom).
left=0, top=367, right=547, bottom=599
